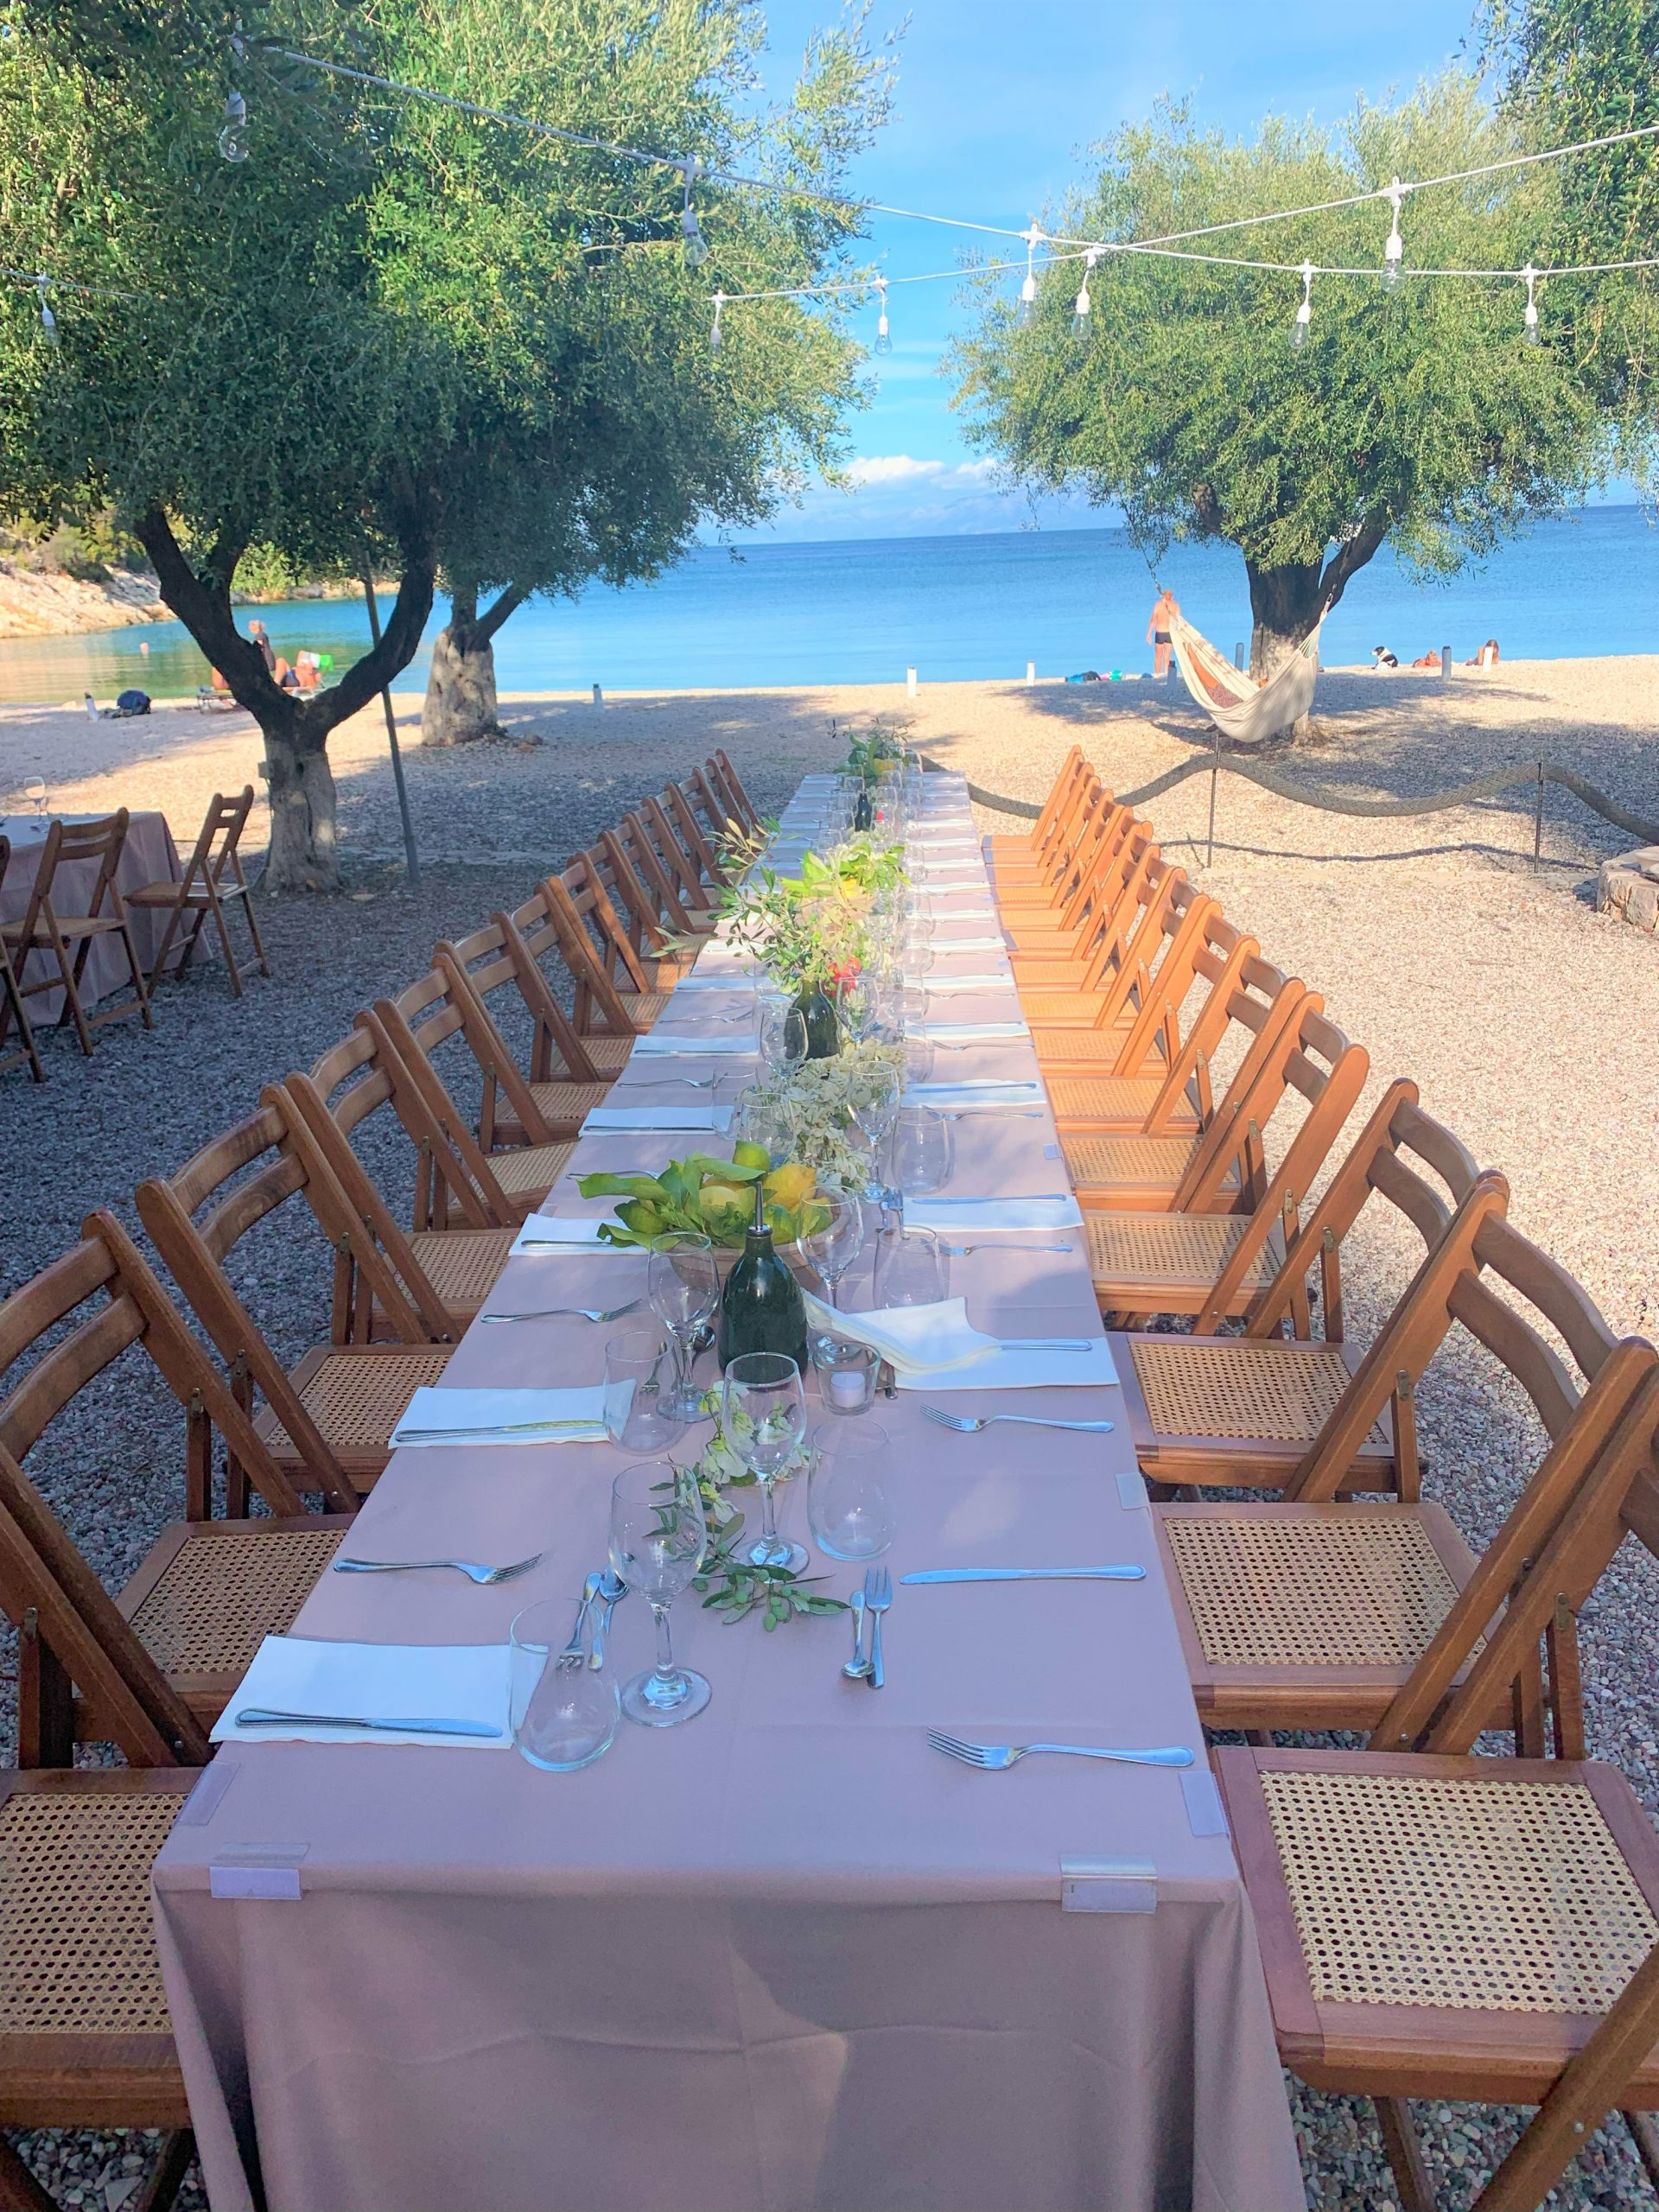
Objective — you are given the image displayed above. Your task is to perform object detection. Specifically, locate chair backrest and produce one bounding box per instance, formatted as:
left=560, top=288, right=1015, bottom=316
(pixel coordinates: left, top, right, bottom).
left=11, top=809, right=130, bottom=940
left=594, top=826, right=684, bottom=958
left=674, top=771, right=734, bottom=882
left=639, top=791, right=712, bottom=909
left=432, top=924, right=565, bottom=1147
left=1081, top=866, right=1213, bottom=1040
left=1123, top=912, right=1262, bottom=1135
left=538, top=871, right=645, bottom=1039
left=493, top=892, right=611, bottom=1082
left=708, top=751, right=760, bottom=833
left=1056, top=810, right=1152, bottom=942
left=563, top=850, right=654, bottom=995
left=613, top=809, right=702, bottom=933
left=1026, top=746, right=1088, bottom=859
left=135, top=1115, right=368, bottom=1513
left=178, top=787, right=257, bottom=891
left=366, top=984, right=534, bottom=1229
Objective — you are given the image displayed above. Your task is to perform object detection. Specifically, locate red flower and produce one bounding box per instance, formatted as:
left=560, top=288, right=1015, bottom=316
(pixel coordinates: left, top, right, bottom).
left=830, top=957, right=862, bottom=991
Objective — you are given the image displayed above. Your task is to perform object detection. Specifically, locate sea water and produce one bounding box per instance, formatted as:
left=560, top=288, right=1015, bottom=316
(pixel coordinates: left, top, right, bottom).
left=2, top=505, right=1653, bottom=707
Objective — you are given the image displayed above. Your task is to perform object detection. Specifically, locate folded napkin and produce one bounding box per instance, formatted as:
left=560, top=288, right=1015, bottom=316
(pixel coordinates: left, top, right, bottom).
left=904, top=1194, right=1084, bottom=1231
left=582, top=1103, right=733, bottom=1133
left=899, top=1338, right=1118, bottom=1393
left=929, top=933, right=1009, bottom=953
left=671, top=974, right=758, bottom=993
left=213, top=1637, right=512, bottom=1749
left=391, top=1385, right=609, bottom=1447
left=909, top=1079, right=1040, bottom=1102
left=512, top=1214, right=632, bottom=1255
left=803, top=1292, right=994, bottom=1375
left=926, top=1020, right=1031, bottom=1042
left=632, top=1031, right=758, bottom=1057
left=925, top=973, right=1015, bottom=995
left=909, top=836, right=979, bottom=852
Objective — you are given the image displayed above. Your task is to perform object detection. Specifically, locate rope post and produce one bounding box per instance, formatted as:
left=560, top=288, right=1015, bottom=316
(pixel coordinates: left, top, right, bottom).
left=1533, top=760, right=1545, bottom=871
left=1233, top=642, right=1245, bottom=671
left=361, top=573, right=420, bottom=887
left=1205, top=728, right=1221, bottom=869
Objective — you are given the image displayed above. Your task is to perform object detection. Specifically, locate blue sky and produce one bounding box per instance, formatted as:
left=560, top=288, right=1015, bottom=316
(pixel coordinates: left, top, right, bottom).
left=737, top=0, right=1483, bottom=539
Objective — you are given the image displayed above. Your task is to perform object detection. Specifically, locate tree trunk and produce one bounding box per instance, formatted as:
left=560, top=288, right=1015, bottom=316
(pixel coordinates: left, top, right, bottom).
left=421, top=583, right=530, bottom=746
left=1244, top=557, right=1325, bottom=742
left=261, top=719, right=343, bottom=893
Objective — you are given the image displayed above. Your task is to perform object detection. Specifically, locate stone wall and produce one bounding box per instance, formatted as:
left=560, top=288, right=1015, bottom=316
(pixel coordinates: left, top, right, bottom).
left=1598, top=847, right=1659, bottom=932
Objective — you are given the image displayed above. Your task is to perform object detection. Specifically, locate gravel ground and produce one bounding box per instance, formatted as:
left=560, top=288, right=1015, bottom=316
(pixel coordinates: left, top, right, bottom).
left=2, top=678, right=1657, bottom=2209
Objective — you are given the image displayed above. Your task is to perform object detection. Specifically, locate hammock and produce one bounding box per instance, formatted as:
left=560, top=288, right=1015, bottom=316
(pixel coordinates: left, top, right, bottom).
left=1170, top=613, right=1321, bottom=746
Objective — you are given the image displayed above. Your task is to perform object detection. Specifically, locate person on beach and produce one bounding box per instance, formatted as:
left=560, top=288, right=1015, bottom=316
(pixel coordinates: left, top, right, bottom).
left=247, top=619, right=276, bottom=674
left=1146, top=588, right=1180, bottom=677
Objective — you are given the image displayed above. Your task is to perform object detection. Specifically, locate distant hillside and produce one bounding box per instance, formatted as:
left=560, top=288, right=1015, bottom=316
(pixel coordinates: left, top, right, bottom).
left=0, top=557, right=168, bottom=638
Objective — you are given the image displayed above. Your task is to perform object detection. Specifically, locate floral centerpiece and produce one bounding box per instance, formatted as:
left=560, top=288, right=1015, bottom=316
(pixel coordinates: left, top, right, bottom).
left=681, top=1395, right=845, bottom=1629
left=742, top=1038, right=906, bottom=1192
left=844, top=728, right=908, bottom=786
left=576, top=1145, right=829, bottom=1250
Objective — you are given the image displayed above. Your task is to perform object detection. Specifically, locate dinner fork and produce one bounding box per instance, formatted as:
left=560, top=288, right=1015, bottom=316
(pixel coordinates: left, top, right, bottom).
left=333, top=1553, right=543, bottom=1586
left=865, top=1565, right=893, bottom=1691
left=479, top=1302, right=639, bottom=1325
left=927, top=1731, right=1193, bottom=1771
left=921, top=1406, right=1115, bottom=1435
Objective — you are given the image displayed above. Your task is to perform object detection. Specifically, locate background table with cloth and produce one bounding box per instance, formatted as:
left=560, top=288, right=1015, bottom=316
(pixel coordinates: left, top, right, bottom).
left=0, top=810, right=212, bottom=1020
left=150, top=772, right=1300, bottom=2212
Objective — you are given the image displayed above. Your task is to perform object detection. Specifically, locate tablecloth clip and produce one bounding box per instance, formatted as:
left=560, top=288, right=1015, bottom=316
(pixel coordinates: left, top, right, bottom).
left=1060, top=1856, right=1157, bottom=1914
left=209, top=1842, right=308, bottom=1904
left=1116, top=1470, right=1150, bottom=1512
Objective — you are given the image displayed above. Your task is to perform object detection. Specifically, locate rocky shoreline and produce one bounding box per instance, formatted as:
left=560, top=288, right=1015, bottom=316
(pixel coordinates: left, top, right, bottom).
left=0, top=560, right=168, bottom=638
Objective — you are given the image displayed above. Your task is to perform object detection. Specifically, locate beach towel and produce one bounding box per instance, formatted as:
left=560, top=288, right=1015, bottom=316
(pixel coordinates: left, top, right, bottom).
left=1170, top=613, right=1320, bottom=745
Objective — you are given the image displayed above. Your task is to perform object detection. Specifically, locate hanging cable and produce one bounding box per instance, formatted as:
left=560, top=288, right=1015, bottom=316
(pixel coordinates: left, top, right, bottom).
left=1382, top=178, right=1404, bottom=288
left=873, top=277, right=892, bottom=355
left=1292, top=260, right=1313, bottom=349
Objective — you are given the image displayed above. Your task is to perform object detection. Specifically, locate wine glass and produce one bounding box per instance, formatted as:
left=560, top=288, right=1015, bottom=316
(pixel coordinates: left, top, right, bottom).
left=602, top=1327, right=684, bottom=1451
left=759, top=995, right=807, bottom=1077
left=849, top=1065, right=902, bottom=1209
left=903, top=924, right=936, bottom=984
left=799, top=1185, right=868, bottom=1309
left=608, top=1462, right=711, bottom=1727
left=836, top=974, right=880, bottom=1046
left=721, top=1351, right=808, bottom=1572
left=648, top=1233, right=720, bottom=1421
left=22, top=778, right=48, bottom=817
left=899, top=1023, right=935, bottom=1089
left=891, top=1105, right=952, bottom=1197
left=872, top=1224, right=948, bottom=1308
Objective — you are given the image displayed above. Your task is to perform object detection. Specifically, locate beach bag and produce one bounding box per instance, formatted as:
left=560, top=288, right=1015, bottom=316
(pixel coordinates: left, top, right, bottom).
left=115, top=688, right=152, bottom=717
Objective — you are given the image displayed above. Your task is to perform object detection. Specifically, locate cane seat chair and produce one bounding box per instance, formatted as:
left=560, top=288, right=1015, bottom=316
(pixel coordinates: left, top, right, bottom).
left=563, top=849, right=690, bottom=1003
left=537, top=871, right=674, bottom=1040
left=1214, top=1365, right=1659, bottom=2212
left=0, top=1212, right=350, bottom=1744
left=1013, top=841, right=1192, bottom=1001
left=1084, top=1001, right=1369, bottom=1327
left=136, top=1110, right=437, bottom=1497
left=0, top=1452, right=213, bottom=2212
left=124, top=786, right=270, bottom=996
left=645, top=785, right=725, bottom=905
left=1020, top=876, right=1214, bottom=1070
left=0, top=838, right=44, bottom=1083
left=997, top=799, right=1140, bottom=948
left=499, top=889, right=640, bottom=1080
left=673, top=771, right=738, bottom=887
left=708, top=750, right=761, bottom=835
left=612, top=810, right=720, bottom=941
left=0, top=810, right=153, bottom=1057
left=435, top=924, right=617, bottom=1150
left=582, top=838, right=699, bottom=988
left=991, top=779, right=1120, bottom=905
left=984, top=745, right=1087, bottom=872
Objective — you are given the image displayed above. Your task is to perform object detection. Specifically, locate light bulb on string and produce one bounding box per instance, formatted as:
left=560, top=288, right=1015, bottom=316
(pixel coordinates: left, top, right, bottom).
left=1072, top=247, right=1099, bottom=342
left=35, top=277, right=59, bottom=347
left=1382, top=178, right=1404, bottom=289
left=1292, top=261, right=1313, bottom=350
left=1019, top=224, right=1042, bottom=327
left=680, top=159, right=709, bottom=270
left=709, top=290, right=724, bottom=353
left=217, top=89, right=250, bottom=162
left=874, top=278, right=892, bottom=356
left=1522, top=263, right=1540, bottom=346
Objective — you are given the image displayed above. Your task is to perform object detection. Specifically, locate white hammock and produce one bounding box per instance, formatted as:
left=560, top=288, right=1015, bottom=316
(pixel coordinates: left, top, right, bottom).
left=1170, top=613, right=1321, bottom=746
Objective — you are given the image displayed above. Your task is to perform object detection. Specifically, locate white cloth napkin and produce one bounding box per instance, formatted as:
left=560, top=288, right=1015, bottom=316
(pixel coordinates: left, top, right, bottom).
left=929, top=933, right=1009, bottom=952
left=803, top=1292, right=995, bottom=1375
left=213, top=1637, right=512, bottom=1749
left=926, top=1020, right=1030, bottom=1041
left=391, top=1386, right=609, bottom=1446
left=511, top=1214, right=623, bottom=1255
left=898, top=1338, right=1119, bottom=1393
left=904, top=1194, right=1084, bottom=1230
left=632, top=1030, right=758, bottom=1056
left=925, top=973, right=1015, bottom=995
left=671, top=974, right=756, bottom=992
left=582, top=1103, right=733, bottom=1133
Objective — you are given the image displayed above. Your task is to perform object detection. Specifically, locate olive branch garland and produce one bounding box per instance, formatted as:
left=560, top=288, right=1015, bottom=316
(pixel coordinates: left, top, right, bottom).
left=677, top=1390, right=848, bottom=1631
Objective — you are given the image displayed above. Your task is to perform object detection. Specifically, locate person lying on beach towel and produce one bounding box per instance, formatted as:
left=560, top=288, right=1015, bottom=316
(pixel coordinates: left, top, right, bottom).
left=1411, top=650, right=1440, bottom=669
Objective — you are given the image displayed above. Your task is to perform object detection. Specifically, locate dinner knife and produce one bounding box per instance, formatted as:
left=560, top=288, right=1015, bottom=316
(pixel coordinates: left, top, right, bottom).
left=899, top=1567, right=1147, bottom=1585
left=234, top=1708, right=505, bottom=1737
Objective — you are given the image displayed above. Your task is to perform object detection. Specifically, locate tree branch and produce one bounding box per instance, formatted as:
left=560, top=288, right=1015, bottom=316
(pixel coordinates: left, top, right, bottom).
left=302, top=531, right=439, bottom=744
left=133, top=507, right=291, bottom=728
left=477, top=581, right=531, bottom=643
left=1318, top=518, right=1390, bottom=616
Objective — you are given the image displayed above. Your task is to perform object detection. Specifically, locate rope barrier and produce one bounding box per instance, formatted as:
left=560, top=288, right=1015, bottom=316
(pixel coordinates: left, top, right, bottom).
left=926, top=753, right=1659, bottom=846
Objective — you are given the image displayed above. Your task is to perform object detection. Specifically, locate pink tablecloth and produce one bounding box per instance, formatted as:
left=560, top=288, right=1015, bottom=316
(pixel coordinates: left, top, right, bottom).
left=0, top=810, right=202, bottom=1020
left=152, top=774, right=1301, bottom=2212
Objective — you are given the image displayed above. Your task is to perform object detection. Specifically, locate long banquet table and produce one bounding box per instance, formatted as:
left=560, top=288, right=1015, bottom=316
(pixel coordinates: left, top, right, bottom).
left=152, top=770, right=1302, bottom=2212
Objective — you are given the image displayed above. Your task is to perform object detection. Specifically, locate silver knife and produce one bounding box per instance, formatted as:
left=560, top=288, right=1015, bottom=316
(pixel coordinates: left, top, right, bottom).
left=899, top=1567, right=1147, bottom=1585
left=915, top=1194, right=1072, bottom=1207
left=234, top=1707, right=504, bottom=1737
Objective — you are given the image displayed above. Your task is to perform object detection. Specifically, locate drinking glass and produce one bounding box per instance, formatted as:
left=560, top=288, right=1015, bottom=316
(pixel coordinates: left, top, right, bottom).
left=903, top=925, right=936, bottom=982
left=849, top=1065, right=902, bottom=1205
left=891, top=1104, right=952, bottom=1197
left=872, top=1224, right=948, bottom=1308
left=799, top=1185, right=868, bottom=1308
left=809, top=1330, right=880, bottom=1414
left=899, top=1024, right=935, bottom=1089
left=808, top=1420, right=895, bottom=1561
left=648, top=1233, right=720, bottom=1421
left=836, top=974, right=881, bottom=1046
left=22, top=778, right=48, bottom=817
left=608, top=1462, right=711, bottom=1727
left=759, top=995, right=808, bottom=1077
left=603, top=1326, right=684, bottom=1450
left=721, top=1351, right=809, bottom=1572
left=509, top=1599, right=620, bottom=1770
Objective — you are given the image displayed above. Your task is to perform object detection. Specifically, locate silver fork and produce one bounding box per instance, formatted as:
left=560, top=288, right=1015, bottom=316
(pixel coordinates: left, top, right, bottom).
left=938, top=1242, right=1073, bottom=1256
left=479, top=1302, right=640, bottom=1325
left=842, top=1590, right=870, bottom=1680
left=927, top=1731, right=1193, bottom=1770
left=921, top=1406, right=1115, bottom=1435
left=557, top=1577, right=601, bottom=1672
left=333, top=1552, right=543, bottom=1586
left=865, top=1566, right=893, bottom=1690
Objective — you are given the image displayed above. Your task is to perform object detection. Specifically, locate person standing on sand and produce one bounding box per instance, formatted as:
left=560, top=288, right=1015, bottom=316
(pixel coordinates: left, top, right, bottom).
left=1147, top=587, right=1180, bottom=677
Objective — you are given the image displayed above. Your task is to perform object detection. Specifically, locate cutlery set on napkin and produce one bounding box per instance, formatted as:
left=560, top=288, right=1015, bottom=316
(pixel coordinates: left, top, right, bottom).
left=801, top=1290, right=1117, bottom=1393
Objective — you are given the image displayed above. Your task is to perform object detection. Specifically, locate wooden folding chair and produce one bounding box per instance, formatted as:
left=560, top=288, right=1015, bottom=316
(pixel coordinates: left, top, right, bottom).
left=708, top=750, right=761, bottom=834
left=0, top=836, right=45, bottom=1082
left=675, top=770, right=739, bottom=882
left=585, top=836, right=702, bottom=986
left=124, top=786, right=270, bottom=996
left=612, top=809, right=720, bottom=940
left=1021, top=862, right=1203, bottom=1051
left=639, top=791, right=721, bottom=918
left=368, top=980, right=576, bottom=1225
left=0, top=810, right=152, bottom=1055
left=1214, top=1365, right=1659, bottom=2212
left=563, top=850, right=686, bottom=1005
left=1081, top=999, right=1369, bottom=1327
left=995, top=791, right=1134, bottom=941
left=0, top=1212, right=351, bottom=1744
left=1153, top=1229, right=1653, bottom=1735
left=0, top=1438, right=211, bottom=2212
left=137, top=1109, right=445, bottom=1497
left=1008, top=822, right=1165, bottom=984
left=984, top=744, right=1087, bottom=872
left=988, top=764, right=1105, bottom=895
left=537, top=871, right=674, bottom=1040
left=1109, top=1088, right=1498, bottom=1497
left=437, top=916, right=620, bottom=1147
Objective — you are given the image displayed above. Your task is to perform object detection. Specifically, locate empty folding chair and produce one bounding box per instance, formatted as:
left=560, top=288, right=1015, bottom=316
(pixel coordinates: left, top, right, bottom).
left=0, top=809, right=152, bottom=1054
left=537, top=871, right=674, bottom=1040
left=983, top=744, right=1087, bottom=876
left=708, top=749, right=761, bottom=834
left=124, top=786, right=270, bottom=996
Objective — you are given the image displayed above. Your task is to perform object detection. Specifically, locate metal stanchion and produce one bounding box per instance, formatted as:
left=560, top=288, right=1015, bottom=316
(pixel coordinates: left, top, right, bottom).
left=1206, top=728, right=1221, bottom=868
left=361, top=574, right=420, bottom=887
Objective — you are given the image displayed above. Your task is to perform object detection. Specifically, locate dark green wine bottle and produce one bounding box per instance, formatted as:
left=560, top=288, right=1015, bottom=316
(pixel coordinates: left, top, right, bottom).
left=853, top=787, right=873, bottom=831
left=796, top=985, right=841, bottom=1061
left=718, top=1181, right=808, bottom=1373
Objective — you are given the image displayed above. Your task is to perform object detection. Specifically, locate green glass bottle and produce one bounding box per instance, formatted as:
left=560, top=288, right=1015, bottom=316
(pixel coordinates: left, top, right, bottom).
left=718, top=1180, right=808, bottom=1374
left=853, top=787, right=874, bottom=832
left=796, top=984, right=841, bottom=1061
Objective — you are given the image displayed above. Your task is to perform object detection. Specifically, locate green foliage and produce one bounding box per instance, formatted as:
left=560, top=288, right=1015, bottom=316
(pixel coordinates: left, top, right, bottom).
left=950, top=75, right=1626, bottom=630
left=715, top=834, right=904, bottom=992
left=575, top=1147, right=830, bottom=1249
left=843, top=727, right=905, bottom=783
left=680, top=1397, right=845, bottom=1628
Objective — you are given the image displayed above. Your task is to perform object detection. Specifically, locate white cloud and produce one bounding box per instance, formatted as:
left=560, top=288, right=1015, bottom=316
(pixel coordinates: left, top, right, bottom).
left=845, top=454, right=946, bottom=486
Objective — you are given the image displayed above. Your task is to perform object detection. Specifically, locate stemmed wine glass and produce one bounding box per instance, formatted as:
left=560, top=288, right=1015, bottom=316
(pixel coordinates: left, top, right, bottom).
left=759, top=995, right=807, bottom=1077
left=607, top=1463, right=711, bottom=1727
left=849, top=1064, right=903, bottom=1211
left=835, top=973, right=881, bottom=1047
left=799, top=1185, right=868, bottom=1309
left=648, top=1232, right=721, bottom=1422
left=721, top=1351, right=809, bottom=1572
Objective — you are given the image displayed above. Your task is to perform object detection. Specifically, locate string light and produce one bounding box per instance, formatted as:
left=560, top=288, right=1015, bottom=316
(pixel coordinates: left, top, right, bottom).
left=218, top=89, right=250, bottom=163
left=1020, top=225, right=1041, bottom=325
left=1072, top=246, right=1098, bottom=340
left=873, top=277, right=892, bottom=355
left=1382, top=178, right=1404, bottom=287
left=1523, top=263, right=1540, bottom=345
left=680, top=158, right=709, bottom=270
left=35, top=276, right=59, bottom=347
left=1292, top=260, right=1313, bottom=349
left=709, top=289, right=724, bottom=352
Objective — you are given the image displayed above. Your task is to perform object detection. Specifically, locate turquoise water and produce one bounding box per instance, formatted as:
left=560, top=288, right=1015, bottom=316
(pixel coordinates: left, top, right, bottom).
left=2, top=505, right=1653, bottom=706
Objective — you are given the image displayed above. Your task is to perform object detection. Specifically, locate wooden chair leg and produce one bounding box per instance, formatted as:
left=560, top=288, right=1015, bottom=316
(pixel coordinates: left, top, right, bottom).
left=207, top=893, right=245, bottom=997
left=41, top=917, right=94, bottom=1054
left=132, top=2129, right=195, bottom=2212
left=0, top=949, right=44, bottom=1082
left=143, top=899, right=188, bottom=991
left=116, top=918, right=156, bottom=1028
left=1375, top=2096, right=1436, bottom=2212
left=240, top=887, right=270, bottom=976
left=1624, top=2110, right=1659, bottom=2194
left=0, top=2137, right=56, bottom=2212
